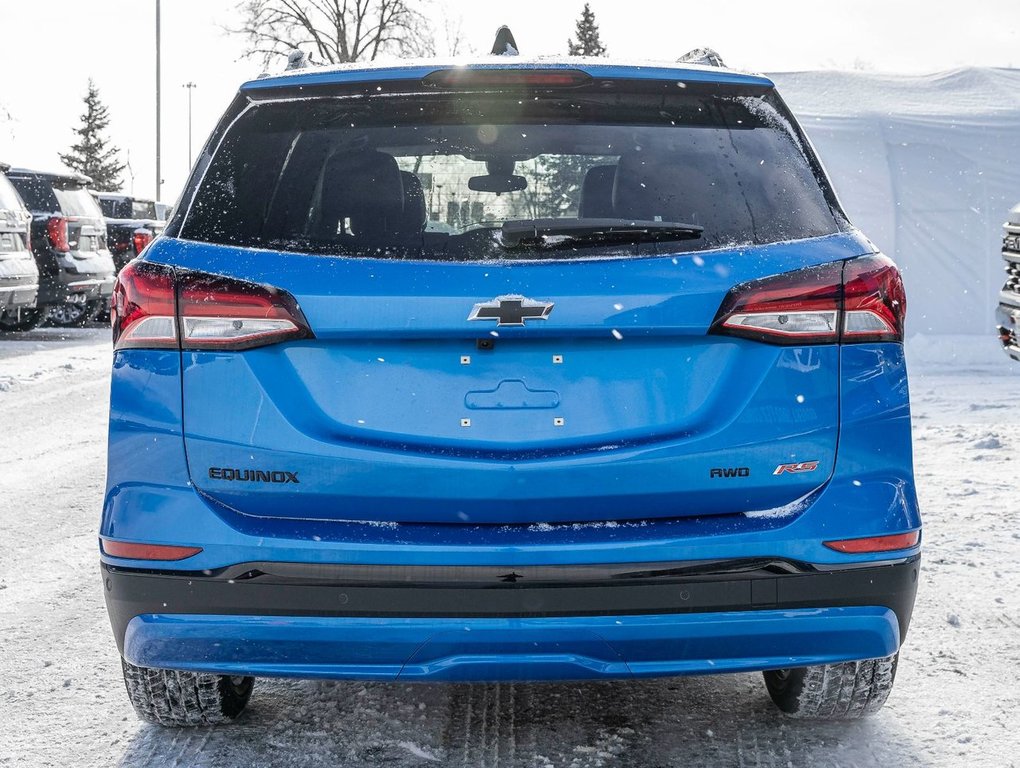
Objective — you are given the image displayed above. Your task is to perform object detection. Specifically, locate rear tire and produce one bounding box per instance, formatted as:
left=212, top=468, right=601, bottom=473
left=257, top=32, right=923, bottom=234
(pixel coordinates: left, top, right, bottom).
left=763, top=653, right=898, bottom=719
left=121, top=658, right=254, bottom=726
left=0, top=307, right=43, bottom=332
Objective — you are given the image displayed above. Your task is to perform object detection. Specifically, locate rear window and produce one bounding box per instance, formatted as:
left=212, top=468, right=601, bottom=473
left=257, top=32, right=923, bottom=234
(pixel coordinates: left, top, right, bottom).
left=181, top=87, right=840, bottom=260
left=99, top=198, right=131, bottom=218
left=9, top=175, right=59, bottom=213
left=9, top=176, right=103, bottom=218
left=0, top=173, right=26, bottom=215
left=53, top=187, right=104, bottom=218
left=132, top=200, right=158, bottom=219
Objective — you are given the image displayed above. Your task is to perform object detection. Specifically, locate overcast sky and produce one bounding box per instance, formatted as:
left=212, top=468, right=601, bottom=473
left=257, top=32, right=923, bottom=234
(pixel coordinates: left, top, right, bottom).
left=0, top=0, right=1016, bottom=203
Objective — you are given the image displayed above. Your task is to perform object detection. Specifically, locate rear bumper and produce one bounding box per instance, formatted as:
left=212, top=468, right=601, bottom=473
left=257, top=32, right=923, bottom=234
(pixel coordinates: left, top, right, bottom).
left=0, top=280, right=39, bottom=311
left=104, top=556, right=918, bottom=681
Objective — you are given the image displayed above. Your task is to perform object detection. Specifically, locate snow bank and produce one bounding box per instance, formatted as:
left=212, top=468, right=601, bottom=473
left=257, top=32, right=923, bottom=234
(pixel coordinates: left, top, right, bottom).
left=772, top=68, right=1020, bottom=337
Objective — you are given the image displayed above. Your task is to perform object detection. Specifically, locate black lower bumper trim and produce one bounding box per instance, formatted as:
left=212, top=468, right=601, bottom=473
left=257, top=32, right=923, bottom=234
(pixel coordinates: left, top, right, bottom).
left=102, top=556, right=919, bottom=653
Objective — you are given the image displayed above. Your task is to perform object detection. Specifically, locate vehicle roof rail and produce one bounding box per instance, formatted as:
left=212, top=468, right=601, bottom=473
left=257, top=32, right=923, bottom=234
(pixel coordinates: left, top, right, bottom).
left=491, top=26, right=519, bottom=56
left=677, top=47, right=727, bottom=67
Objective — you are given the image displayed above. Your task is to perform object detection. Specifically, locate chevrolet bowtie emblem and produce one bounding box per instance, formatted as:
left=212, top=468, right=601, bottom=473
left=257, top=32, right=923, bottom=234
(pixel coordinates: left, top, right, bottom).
left=468, top=295, right=554, bottom=326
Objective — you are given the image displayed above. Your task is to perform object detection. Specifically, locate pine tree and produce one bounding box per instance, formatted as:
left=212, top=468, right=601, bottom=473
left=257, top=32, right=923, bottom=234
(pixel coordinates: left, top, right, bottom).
left=59, top=80, right=125, bottom=192
left=520, top=5, right=610, bottom=218
left=567, top=3, right=606, bottom=57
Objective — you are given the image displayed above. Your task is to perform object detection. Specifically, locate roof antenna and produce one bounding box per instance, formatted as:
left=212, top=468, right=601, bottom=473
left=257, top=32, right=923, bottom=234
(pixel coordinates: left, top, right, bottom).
left=677, top=47, right=726, bottom=68
left=286, top=49, right=310, bottom=70
left=491, top=26, right=519, bottom=56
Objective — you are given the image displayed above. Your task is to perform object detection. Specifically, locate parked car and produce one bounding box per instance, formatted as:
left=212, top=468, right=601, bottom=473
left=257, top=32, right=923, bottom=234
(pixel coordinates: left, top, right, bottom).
left=0, top=161, right=40, bottom=331
left=5, top=168, right=116, bottom=327
left=93, top=193, right=165, bottom=271
left=996, top=202, right=1020, bottom=360
left=154, top=201, right=173, bottom=222
left=101, top=44, right=920, bottom=726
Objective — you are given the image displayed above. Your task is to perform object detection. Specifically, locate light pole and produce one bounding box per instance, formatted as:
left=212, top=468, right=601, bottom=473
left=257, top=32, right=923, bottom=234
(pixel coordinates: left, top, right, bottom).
left=183, top=82, right=197, bottom=170
left=155, top=0, right=162, bottom=201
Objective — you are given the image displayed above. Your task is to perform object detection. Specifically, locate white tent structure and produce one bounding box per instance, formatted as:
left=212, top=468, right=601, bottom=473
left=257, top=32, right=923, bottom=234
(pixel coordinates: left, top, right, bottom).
left=772, top=68, right=1020, bottom=338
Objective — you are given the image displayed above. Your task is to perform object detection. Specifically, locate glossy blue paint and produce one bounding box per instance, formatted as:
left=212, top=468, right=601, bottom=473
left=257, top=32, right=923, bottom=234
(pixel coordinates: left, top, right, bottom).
left=241, top=61, right=776, bottom=93
left=101, top=61, right=921, bottom=684
left=152, top=233, right=873, bottom=526
left=101, top=339, right=918, bottom=570
left=123, top=607, right=899, bottom=681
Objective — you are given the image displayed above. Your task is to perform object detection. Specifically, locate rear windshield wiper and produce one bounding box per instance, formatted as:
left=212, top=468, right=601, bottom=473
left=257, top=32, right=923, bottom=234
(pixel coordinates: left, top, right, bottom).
left=499, top=218, right=704, bottom=250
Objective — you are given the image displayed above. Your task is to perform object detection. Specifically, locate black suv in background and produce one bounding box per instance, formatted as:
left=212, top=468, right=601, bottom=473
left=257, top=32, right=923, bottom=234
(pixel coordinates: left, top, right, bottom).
left=0, top=162, right=39, bottom=330
left=93, top=193, right=165, bottom=271
left=6, top=168, right=116, bottom=327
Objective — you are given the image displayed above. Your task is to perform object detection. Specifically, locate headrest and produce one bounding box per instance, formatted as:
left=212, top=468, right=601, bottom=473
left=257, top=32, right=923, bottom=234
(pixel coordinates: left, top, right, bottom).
left=319, top=150, right=403, bottom=239
left=395, top=170, right=427, bottom=237
left=578, top=165, right=617, bottom=219
left=611, top=150, right=667, bottom=221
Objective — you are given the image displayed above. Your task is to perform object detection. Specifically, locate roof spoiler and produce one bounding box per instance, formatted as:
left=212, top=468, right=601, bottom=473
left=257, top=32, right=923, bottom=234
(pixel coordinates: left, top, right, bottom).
left=7, top=167, right=93, bottom=186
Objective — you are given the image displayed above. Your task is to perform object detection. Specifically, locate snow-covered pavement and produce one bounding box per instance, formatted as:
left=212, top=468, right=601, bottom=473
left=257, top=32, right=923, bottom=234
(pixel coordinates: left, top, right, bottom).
left=1, top=328, right=1018, bottom=767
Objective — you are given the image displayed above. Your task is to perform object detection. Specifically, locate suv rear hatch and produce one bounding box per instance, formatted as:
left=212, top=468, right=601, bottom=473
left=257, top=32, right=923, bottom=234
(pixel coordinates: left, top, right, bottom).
left=8, top=172, right=113, bottom=274
left=149, top=68, right=864, bottom=525
left=0, top=171, right=35, bottom=283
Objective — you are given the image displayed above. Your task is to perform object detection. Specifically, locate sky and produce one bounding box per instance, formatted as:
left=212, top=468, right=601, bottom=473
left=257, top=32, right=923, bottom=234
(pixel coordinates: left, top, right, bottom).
left=0, top=0, right=1016, bottom=204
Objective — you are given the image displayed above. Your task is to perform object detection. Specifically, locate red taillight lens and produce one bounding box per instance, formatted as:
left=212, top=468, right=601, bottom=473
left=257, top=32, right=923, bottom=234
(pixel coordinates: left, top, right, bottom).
left=423, top=68, right=591, bottom=89
left=111, top=261, right=177, bottom=350
left=47, top=216, right=69, bottom=252
left=711, top=261, right=843, bottom=344
left=178, top=272, right=312, bottom=350
left=101, top=538, right=203, bottom=560
left=824, top=530, right=920, bottom=554
left=112, top=261, right=313, bottom=351
left=842, top=254, right=906, bottom=342
left=710, top=255, right=906, bottom=345
left=132, top=229, right=154, bottom=255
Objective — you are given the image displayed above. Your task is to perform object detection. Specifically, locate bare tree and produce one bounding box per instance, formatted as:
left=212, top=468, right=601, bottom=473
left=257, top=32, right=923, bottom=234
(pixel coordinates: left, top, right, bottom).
left=233, top=0, right=434, bottom=67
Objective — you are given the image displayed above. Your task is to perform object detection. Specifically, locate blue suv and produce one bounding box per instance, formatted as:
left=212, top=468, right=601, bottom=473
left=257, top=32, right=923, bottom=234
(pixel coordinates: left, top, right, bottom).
left=100, top=51, right=920, bottom=726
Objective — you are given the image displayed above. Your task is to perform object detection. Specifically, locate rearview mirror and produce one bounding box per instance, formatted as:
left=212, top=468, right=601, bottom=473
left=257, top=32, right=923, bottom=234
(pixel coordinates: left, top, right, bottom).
left=468, top=175, right=528, bottom=193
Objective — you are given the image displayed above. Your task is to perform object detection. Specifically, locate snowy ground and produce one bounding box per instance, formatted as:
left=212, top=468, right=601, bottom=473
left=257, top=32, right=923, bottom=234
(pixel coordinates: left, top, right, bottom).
left=1, top=327, right=1018, bottom=767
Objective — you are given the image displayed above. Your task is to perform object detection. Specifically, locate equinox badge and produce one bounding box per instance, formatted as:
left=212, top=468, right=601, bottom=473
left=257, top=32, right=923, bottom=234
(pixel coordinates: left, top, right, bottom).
left=468, top=295, right=554, bottom=326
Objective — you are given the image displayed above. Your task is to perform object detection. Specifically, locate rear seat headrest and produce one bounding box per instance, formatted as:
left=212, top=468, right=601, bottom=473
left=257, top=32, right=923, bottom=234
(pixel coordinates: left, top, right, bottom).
left=578, top=165, right=617, bottom=219
left=318, top=150, right=403, bottom=239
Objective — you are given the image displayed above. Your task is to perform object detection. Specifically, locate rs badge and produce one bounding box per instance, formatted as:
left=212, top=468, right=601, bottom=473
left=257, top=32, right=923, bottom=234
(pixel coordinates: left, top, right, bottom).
left=773, top=461, right=819, bottom=476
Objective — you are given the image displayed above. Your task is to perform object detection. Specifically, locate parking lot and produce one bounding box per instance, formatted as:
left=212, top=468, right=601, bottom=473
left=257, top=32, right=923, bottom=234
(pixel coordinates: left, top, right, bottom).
left=0, top=328, right=1016, bottom=767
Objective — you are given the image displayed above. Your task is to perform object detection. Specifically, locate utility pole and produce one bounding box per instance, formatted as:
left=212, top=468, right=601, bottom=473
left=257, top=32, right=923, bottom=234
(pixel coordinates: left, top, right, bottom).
left=183, top=82, right=197, bottom=170
left=155, top=0, right=162, bottom=201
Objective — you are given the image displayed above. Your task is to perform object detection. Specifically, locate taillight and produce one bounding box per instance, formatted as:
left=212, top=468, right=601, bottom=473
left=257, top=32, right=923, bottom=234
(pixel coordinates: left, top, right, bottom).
left=111, top=261, right=177, bottom=349
left=132, top=229, right=153, bottom=255
left=710, top=255, right=905, bottom=345
left=177, top=271, right=312, bottom=350
left=112, top=261, right=313, bottom=351
left=842, top=254, right=906, bottom=342
left=47, top=216, right=69, bottom=252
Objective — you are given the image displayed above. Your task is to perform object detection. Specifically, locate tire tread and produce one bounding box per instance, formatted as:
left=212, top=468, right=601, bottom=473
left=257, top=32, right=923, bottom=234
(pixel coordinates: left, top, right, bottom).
left=121, top=659, right=253, bottom=727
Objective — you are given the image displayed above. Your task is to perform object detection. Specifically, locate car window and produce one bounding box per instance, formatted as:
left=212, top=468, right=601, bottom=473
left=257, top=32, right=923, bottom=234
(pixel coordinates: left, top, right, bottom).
left=54, top=186, right=105, bottom=218
left=98, top=198, right=131, bottom=218
left=0, top=173, right=26, bottom=214
left=132, top=200, right=157, bottom=219
left=8, top=175, right=60, bottom=213
left=181, top=89, right=840, bottom=260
